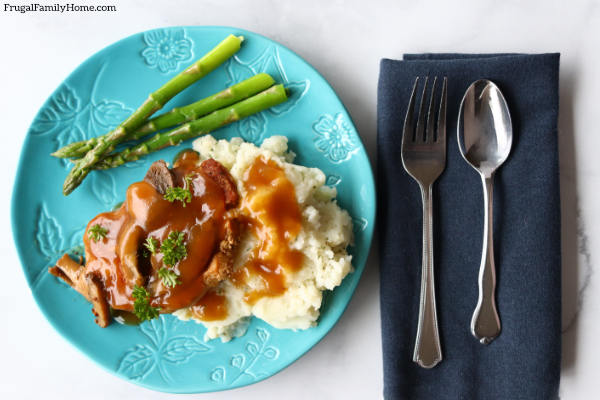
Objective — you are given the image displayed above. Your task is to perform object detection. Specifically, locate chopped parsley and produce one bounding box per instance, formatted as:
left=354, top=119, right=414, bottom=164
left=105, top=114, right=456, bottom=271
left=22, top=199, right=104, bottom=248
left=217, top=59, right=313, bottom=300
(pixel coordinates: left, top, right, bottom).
left=183, top=174, right=193, bottom=188
left=160, top=231, right=187, bottom=267
left=143, top=237, right=159, bottom=254
left=163, top=187, right=191, bottom=206
left=158, top=267, right=181, bottom=288
left=163, top=174, right=194, bottom=207
left=144, top=232, right=186, bottom=287
left=88, top=224, right=108, bottom=242
left=131, top=286, right=159, bottom=321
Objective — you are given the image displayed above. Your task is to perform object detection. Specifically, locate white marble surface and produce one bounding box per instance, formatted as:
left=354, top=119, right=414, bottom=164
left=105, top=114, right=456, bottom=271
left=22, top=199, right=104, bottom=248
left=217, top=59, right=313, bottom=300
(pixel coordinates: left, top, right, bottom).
left=1, top=0, right=598, bottom=398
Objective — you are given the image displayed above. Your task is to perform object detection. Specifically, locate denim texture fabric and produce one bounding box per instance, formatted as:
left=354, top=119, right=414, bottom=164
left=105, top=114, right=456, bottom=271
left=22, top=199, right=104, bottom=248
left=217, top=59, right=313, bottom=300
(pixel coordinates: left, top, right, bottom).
left=377, top=54, right=561, bottom=400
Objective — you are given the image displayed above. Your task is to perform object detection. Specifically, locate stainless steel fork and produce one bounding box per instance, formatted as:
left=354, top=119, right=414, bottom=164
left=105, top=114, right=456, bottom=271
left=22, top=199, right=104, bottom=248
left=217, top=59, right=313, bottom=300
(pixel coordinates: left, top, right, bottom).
left=401, top=76, right=447, bottom=369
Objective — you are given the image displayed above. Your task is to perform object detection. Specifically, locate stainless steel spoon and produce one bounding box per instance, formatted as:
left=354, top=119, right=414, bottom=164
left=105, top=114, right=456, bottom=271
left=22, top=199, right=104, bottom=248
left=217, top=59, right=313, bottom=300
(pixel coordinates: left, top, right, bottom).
left=457, top=80, right=512, bottom=345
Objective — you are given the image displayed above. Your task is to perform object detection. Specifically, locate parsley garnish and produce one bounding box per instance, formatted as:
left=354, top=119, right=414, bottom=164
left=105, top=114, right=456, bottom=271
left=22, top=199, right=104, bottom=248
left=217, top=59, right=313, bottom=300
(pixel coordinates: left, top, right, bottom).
left=141, top=233, right=186, bottom=287
left=88, top=224, right=108, bottom=242
left=160, top=231, right=187, bottom=267
left=163, top=174, right=194, bottom=207
left=131, top=286, right=159, bottom=321
left=158, top=267, right=181, bottom=288
left=143, top=237, right=159, bottom=254
left=146, top=232, right=186, bottom=287
left=164, top=187, right=191, bottom=206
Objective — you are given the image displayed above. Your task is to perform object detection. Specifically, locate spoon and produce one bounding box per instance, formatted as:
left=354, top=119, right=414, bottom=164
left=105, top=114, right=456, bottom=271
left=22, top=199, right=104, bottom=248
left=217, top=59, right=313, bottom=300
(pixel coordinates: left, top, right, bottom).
left=457, top=79, right=512, bottom=345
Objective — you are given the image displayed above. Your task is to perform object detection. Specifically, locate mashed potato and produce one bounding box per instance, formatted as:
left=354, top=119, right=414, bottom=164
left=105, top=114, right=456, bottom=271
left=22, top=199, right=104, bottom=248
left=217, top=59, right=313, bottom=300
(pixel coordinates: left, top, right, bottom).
left=173, top=135, right=353, bottom=341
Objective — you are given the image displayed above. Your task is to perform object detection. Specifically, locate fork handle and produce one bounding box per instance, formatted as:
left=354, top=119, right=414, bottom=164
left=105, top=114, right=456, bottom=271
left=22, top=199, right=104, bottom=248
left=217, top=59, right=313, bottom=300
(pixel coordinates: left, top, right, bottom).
left=413, top=184, right=442, bottom=368
left=471, top=173, right=501, bottom=344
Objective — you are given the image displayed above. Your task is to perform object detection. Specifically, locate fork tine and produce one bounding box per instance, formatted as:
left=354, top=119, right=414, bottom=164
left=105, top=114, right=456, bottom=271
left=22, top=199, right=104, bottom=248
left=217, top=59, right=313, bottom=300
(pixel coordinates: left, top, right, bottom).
left=425, top=77, right=438, bottom=143
left=415, top=76, right=429, bottom=142
left=402, top=77, right=419, bottom=147
left=436, top=77, right=447, bottom=143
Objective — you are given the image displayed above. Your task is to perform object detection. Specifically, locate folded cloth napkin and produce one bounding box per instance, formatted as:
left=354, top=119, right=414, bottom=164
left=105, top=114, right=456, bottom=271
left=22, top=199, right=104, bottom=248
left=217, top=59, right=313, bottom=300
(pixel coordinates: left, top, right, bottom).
left=377, top=54, right=561, bottom=400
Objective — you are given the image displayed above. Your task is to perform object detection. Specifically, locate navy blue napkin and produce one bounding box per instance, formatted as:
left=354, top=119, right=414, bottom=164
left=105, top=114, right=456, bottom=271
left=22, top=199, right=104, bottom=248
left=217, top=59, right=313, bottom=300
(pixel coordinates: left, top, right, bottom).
left=377, top=54, right=561, bottom=400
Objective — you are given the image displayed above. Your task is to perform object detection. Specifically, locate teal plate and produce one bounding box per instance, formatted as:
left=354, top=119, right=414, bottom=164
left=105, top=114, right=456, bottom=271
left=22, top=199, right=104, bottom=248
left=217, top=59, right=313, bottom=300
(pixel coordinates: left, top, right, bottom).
left=11, top=26, right=375, bottom=393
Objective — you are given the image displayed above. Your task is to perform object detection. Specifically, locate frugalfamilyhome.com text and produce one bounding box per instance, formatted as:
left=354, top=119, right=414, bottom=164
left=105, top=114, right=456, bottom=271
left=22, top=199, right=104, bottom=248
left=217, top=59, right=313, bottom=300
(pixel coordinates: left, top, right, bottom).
left=3, top=3, right=117, bottom=13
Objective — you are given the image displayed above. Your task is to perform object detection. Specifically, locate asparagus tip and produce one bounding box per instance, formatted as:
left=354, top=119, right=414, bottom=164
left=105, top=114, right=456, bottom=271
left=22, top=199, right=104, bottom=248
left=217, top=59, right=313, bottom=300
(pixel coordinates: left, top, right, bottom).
left=51, top=148, right=72, bottom=158
left=62, top=179, right=74, bottom=196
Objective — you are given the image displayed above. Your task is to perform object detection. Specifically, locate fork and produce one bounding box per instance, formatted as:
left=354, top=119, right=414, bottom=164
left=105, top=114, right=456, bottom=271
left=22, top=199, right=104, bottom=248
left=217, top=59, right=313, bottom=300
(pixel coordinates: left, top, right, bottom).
left=401, top=76, right=447, bottom=369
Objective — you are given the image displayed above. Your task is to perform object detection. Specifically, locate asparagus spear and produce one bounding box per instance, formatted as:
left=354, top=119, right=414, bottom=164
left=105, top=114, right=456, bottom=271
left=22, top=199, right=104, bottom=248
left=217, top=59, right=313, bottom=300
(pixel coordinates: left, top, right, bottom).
left=94, top=85, right=288, bottom=170
left=53, top=73, right=274, bottom=159
left=62, top=34, right=244, bottom=195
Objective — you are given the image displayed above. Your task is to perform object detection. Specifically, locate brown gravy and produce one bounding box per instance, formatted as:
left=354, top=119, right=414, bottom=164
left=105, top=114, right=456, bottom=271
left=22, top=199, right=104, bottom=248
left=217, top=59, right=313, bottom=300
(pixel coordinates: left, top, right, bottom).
left=83, top=151, right=227, bottom=313
left=77, top=152, right=304, bottom=323
left=232, top=156, right=304, bottom=305
left=190, top=290, right=228, bottom=321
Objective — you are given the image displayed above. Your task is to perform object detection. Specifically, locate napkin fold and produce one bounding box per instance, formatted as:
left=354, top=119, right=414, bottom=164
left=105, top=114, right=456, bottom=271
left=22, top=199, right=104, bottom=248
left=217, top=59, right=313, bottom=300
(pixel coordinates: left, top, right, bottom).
left=377, top=54, right=561, bottom=399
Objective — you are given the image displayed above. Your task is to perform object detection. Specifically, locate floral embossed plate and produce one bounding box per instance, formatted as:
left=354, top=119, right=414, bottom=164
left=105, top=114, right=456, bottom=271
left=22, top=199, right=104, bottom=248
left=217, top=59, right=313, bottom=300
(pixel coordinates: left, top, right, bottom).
left=11, top=26, right=375, bottom=393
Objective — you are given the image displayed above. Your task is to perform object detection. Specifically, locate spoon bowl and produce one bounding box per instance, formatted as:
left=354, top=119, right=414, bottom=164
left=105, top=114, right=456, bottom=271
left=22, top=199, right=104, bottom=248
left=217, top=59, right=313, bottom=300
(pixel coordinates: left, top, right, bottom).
left=458, top=80, right=512, bottom=176
left=457, top=79, right=513, bottom=344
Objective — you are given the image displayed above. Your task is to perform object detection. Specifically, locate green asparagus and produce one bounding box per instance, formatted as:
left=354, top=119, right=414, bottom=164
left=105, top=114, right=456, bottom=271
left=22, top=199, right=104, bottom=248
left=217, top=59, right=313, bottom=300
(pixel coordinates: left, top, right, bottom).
left=62, top=34, right=244, bottom=195
left=53, top=73, right=274, bottom=159
left=94, top=85, right=288, bottom=170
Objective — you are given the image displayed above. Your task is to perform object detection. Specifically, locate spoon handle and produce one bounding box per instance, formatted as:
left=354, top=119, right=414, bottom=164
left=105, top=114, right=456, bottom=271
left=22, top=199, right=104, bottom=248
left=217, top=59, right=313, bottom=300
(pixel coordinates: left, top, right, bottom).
left=413, top=184, right=442, bottom=368
left=471, top=173, right=501, bottom=344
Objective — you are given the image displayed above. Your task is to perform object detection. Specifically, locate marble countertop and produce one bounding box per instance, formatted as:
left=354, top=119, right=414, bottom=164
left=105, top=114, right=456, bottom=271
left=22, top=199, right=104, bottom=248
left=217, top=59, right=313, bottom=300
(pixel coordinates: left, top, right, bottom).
left=1, top=0, right=598, bottom=398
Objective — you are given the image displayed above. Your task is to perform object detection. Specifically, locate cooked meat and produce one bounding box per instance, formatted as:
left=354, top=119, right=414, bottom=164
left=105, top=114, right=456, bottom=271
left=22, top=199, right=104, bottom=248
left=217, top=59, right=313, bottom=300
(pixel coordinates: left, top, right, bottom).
left=201, top=159, right=239, bottom=208
left=49, top=254, right=88, bottom=295
left=49, top=254, right=110, bottom=327
left=144, top=160, right=174, bottom=194
left=220, top=217, right=241, bottom=255
left=203, top=217, right=241, bottom=287
left=50, top=156, right=242, bottom=327
left=116, top=223, right=145, bottom=287
left=203, top=252, right=232, bottom=287
left=85, top=274, right=111, bottom=328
